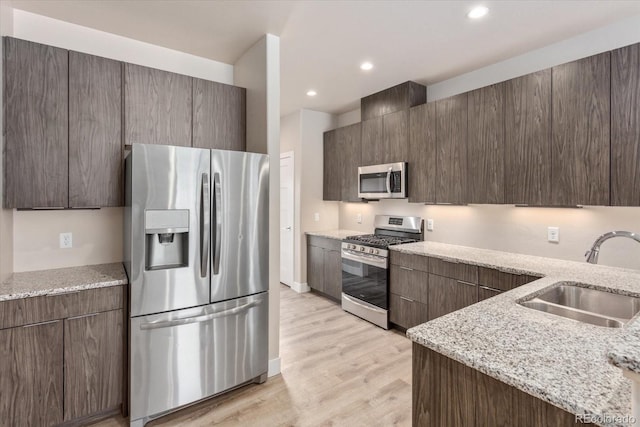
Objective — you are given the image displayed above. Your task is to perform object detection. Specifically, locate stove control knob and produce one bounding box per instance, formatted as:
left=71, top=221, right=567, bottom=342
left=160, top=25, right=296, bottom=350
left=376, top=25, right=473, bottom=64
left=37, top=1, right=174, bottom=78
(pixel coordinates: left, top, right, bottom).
left=374, top=249, right=379, bottom=255
left=359, top=246, right=365, bottom=252
left=368, top=249, right=374, bottom=254
left=349, top=244, right=355, bottom=250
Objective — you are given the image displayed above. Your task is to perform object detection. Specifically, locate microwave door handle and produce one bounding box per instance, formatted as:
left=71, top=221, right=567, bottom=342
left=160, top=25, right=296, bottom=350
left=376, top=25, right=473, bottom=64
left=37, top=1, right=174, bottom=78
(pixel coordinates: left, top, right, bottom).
left=200, top=173, right=210, bottom=278
left=386, top=167, right=392, bottom=195
left=212, top=172, right=222, bottom=275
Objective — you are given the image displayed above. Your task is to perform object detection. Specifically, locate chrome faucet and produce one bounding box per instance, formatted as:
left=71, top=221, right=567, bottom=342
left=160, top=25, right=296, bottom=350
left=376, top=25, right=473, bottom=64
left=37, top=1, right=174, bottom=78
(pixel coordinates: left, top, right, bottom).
left=585, top=231, right=640, bottom=264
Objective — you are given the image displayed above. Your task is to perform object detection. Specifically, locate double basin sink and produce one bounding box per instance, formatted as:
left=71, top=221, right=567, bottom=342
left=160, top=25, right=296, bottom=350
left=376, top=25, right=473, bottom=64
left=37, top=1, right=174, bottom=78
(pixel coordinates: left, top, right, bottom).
left=519, top=284, right=640, bottom=328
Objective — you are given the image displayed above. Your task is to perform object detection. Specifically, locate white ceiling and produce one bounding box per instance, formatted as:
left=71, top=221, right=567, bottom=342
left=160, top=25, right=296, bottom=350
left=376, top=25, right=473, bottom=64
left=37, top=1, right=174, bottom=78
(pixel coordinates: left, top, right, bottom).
left=11, top=0, right=640, bottom=116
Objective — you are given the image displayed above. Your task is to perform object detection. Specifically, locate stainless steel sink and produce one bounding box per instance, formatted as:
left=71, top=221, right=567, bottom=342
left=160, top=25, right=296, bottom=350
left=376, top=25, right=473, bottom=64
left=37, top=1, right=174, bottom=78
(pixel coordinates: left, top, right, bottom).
left=519, top=284, right=640, bottom=328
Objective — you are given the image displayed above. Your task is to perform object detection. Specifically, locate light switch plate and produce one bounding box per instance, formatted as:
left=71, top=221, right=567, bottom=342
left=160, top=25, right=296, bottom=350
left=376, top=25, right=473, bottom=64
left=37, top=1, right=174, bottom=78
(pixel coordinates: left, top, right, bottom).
left=427, top=219, right=434, bottom=231
left=356, top=213, right=362, bottom=224
left=314, top=213, right=320, bottom=222
left=547, top=227, right=559, bottom=243
left=60, top=232, right=73, bottom=249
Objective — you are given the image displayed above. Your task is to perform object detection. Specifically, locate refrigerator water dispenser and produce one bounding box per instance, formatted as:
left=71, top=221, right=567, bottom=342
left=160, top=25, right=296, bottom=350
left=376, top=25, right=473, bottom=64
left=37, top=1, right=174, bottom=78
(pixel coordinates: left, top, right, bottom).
left=144, top=209, right=189, bottom=270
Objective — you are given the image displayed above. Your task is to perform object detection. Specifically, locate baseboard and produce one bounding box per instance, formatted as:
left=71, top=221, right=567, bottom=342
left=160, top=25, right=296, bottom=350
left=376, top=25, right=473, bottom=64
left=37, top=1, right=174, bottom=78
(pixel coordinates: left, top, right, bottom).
left=291, top=281, right=310, bottom=293
left=268, top=357, right=281, bottom=377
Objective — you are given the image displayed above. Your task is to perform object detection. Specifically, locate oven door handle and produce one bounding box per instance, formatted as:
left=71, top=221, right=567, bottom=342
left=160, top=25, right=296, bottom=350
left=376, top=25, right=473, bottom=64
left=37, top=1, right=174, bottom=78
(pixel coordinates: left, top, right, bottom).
left=342, top=249, right=388, bottom=269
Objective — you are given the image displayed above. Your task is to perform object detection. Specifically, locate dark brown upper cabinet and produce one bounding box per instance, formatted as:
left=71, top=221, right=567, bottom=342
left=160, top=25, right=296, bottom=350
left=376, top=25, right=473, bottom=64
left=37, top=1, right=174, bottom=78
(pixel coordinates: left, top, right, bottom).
left=551, top=53, right=610, bottom=206
left=436, top=94, right=468, bottom=204
left=339, top=123, right=362, bottom=202
left=408, top=103, right=437, bottom=203
left=193, top=79, right=246, bottom=151
left=323, top=129, right=341, bottom=201
left=360, top=116, right=384, bottom=166
left=69, top=52, right=123, bottom=208
left=383, top=109, right=409, bottom=164
left=124, top=63, right=192, bottom=147
left=467, top=83, right=505, bottom=204
left=611, top=43, right=640, bottom=206
left=3, top=37, right=68, bottom=209
left=361, top=81, right=426, bottom=121
left=504, top=70, right=552, bottom=205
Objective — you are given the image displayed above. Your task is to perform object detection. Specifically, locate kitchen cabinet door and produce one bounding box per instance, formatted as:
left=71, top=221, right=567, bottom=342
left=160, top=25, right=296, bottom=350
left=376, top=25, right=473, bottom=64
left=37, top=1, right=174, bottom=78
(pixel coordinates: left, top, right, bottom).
left=428, top=274, right=478, bottom=320
left=124, top=63, right=192, bottom=147
left=193, top=79, right=246, bottom=151
left=409, top=103, right=437, bottom=203
left=478, top=286, right=501, bottom=302
left=361, top=81, right=426, bottom=121
left=323, top=249, right=343, bottom=301
left=436, top=94, right=468, bottom=204
left=504, top=70, right=552, bottom=205
left=323, top=129, right=341, bottom=201
left=390, top=265, right=428, bottom=303
left=467, top=83, right=505, bottom=204
left=382, top=109, right=409, bottom=164
left=69, top=51, right=123, bottom=208
left=551, top=53, right=610, bottom=206
left=389, top=294, right=428, bottom=329
left=3, top=37, right=68, bottom=209
left=0, top=320, right=64, bottom=426
left=339, top=123, right=362, bottom=202
left=360, top=116, right=384, bottom=166
left=64, top=309, right=123, bottom=421
left=611, top=43, right=640, bottom=206
left=307, top=245, right=325, bottom=293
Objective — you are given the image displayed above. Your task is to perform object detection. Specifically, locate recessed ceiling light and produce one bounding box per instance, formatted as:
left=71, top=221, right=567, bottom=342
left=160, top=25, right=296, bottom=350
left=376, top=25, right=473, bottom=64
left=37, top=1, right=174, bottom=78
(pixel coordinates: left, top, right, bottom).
left=306, top=90, right=317, bottom=97
left=360, top=62, right=374, bottom=71
left=467, top=5, right=489, bottom=19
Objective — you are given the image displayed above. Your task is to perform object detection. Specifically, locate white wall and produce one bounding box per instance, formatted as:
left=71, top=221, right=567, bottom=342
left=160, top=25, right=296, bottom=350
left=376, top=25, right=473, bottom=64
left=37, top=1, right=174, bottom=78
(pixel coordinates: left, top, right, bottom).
left=0, top=1, right=14, bottom=281
left=234, top=34, right=281, bottom=374
left=335, top=14, right=640, bottom=271
left=9, top=10, right=234, bottom=272
left=336, top=108, right=361, bottom=127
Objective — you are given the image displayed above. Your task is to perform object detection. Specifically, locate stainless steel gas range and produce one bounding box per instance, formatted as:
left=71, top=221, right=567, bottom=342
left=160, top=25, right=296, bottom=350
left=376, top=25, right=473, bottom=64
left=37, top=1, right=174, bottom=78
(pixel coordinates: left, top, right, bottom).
left=341, top=215, right=423, bottom=329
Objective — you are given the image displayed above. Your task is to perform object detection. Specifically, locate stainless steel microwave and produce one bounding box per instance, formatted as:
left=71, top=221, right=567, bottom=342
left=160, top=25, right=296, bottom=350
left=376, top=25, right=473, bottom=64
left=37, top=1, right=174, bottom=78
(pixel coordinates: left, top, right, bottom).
left=358, top=162, right=407, bottom=199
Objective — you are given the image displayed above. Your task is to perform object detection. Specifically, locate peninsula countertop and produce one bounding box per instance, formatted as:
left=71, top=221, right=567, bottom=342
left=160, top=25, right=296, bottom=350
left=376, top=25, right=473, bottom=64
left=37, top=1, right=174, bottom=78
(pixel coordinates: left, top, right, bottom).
left=0, top=263, right=128, bottom=301
left=399, top=241, right=640, bottom=427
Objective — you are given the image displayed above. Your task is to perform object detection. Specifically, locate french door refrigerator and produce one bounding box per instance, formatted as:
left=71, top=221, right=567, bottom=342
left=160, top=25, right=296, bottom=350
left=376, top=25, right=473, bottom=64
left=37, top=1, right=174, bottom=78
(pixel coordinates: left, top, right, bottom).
left=124, top=144, right=269, bottom=427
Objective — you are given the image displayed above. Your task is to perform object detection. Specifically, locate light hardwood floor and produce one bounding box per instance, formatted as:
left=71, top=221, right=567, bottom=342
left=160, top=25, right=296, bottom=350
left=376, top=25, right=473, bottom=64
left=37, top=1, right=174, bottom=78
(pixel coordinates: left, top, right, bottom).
left=94, top=285, right=412, bottom=427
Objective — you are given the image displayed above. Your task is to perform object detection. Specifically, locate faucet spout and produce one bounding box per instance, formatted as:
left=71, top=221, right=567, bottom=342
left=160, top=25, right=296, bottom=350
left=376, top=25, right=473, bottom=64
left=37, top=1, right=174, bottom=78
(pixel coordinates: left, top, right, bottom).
left=585, top=231, right=640, bottom=264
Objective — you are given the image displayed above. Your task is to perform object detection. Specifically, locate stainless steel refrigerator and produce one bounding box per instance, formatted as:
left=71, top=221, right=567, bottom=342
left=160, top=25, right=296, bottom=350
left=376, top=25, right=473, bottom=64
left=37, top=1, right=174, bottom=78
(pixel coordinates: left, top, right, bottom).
left=124, top=144, right=269, bottom=427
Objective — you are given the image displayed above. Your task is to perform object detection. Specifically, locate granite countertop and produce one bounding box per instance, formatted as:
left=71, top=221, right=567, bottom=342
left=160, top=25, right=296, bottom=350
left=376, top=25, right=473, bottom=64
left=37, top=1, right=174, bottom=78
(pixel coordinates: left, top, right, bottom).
left=398, top=241, right=640, bottom=427
left=0, top=263, right=128, bottom=301
left=305, top=229, right=364, bottom=241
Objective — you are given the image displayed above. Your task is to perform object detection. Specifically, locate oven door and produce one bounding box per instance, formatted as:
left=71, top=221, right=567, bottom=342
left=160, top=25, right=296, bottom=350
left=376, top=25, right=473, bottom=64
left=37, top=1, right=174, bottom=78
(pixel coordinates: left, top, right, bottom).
left=341, top=248, right=388, bottom=309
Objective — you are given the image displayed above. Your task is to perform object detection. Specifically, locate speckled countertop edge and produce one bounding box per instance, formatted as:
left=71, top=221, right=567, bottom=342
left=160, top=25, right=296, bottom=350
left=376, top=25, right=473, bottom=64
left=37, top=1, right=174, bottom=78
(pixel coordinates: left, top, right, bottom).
left=305, top=229, right=365, bottom=241
left=399, top=241, right=640, bottom=427
left=0, top=263, right=128, bottom=301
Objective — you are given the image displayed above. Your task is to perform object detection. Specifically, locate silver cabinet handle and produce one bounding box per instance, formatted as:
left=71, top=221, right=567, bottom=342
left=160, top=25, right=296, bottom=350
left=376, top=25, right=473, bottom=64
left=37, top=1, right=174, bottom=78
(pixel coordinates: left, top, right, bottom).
left=200, top=173, right=210, bottom=278
left=399, top=266, right=414, bottom=271
left=479, top=285, right=500, bottom=292
left=140, top=300, right=261, bottom=330
left=457, top=280, right=476, bottom=287
left=400, top=296, right=414, bottom=302
left=212, top=172, right=222, bottom=275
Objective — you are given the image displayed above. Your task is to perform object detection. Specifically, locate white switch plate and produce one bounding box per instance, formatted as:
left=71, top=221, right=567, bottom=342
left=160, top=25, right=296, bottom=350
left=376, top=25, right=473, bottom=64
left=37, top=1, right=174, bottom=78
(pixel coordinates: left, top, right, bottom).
left=547, top=227, right=559, bottom=243
left=314, top=213, right=320, bottom=222
left=427, top=219, right=434, bottom=231
left=356, top=213, right=362, bottom=224
left=60, top=232, right=73, bottom=249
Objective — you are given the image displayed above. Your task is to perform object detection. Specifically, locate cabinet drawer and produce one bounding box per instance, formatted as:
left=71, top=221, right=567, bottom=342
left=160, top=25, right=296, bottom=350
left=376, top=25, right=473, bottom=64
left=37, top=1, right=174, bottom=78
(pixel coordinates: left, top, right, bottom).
left=428, top=274, right=478, bottom=320
left=389, top=293, right=428, bottom=330
left=390, top=251, right=429, bottom=271
left=390, top=265, right=428, bottom=303
left=429, top=258, right=478, bottom=283
left=478, top=286, right=502, bottom=301
left=478, top=267, right=540, bottom=291
left=0, top=286, right=124, bottom=330
left=307, top=235, right=342, bottom=252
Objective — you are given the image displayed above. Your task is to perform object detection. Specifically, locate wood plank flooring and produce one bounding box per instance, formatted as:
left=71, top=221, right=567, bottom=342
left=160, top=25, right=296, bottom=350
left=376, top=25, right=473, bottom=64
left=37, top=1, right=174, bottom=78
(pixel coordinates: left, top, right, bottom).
left=92, top=285, right=412, bottom=427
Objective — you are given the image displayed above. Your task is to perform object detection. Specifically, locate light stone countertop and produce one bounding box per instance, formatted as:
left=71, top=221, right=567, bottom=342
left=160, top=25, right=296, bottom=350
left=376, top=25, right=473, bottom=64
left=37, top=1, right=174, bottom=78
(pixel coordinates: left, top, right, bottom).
left=398, top=241, right=640, bottom=427
left=305, top=229, right=365, bottom=241
left=0, top=263, right=128, bottom=301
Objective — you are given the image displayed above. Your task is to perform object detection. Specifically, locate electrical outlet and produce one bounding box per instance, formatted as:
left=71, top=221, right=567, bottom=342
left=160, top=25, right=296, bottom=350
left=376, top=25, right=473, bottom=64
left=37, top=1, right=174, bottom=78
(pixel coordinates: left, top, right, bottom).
left=314, top=213, right=320, bottom=222
left=60, top=232, right=73, bottom=249
left=547, top=227, right=559, bottom=243
left=356, top=213, right=362, bottom=224
left=427, top=219, right=434, bottom=231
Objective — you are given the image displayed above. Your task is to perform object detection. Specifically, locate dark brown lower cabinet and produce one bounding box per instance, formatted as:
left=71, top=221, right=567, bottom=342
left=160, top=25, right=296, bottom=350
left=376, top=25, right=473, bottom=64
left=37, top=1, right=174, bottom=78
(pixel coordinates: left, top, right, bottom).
left=64, top=309, right=123, bottom=421
left=413, top=344, right=595, bottom=427
left=307, top=245, right=325, bottom=294
left=307, top=237, right=343, bottom=301
left=389, top=294, right=428, bottom=329
left=0, top=320, right=64, bottom=427
left=323, top=250, right=343, bottom=301
left=428, top=274, right=478, bottom=320
left=478, top=286, right=501, bottom=301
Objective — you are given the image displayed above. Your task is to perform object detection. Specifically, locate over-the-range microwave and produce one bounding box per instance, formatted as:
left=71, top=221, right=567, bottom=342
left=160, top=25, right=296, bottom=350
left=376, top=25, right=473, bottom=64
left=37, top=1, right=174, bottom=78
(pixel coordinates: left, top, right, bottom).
left=358, top=162, right=407, bottom=199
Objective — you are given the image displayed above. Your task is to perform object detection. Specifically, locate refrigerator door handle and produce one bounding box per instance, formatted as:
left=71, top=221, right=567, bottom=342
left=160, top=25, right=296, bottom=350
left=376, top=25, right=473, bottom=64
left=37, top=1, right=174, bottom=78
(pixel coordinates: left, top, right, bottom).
left=138, top=300, right=261, bottom=330
left=200, top=173, right=210, bottom=278
left=213, top=172, right=222, bottom=275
